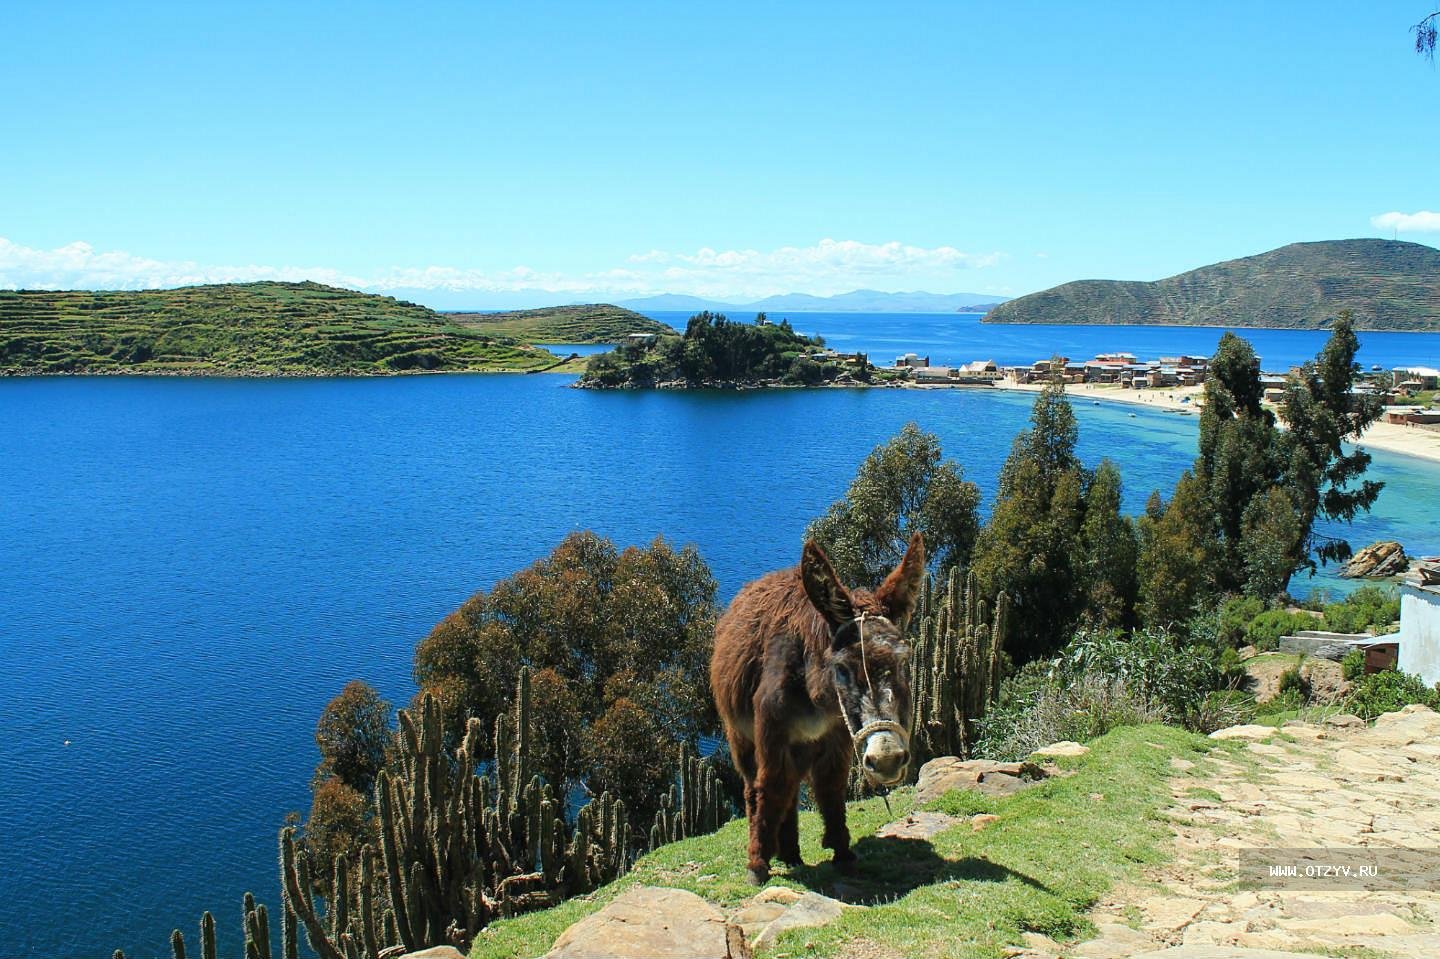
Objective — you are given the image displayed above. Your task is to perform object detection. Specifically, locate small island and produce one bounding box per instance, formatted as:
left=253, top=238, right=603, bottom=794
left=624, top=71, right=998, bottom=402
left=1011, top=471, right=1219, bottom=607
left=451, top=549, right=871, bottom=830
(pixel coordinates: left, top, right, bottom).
left=0, top=282, right=585, bottom=376
left=577, top=311, right=896, bottom=389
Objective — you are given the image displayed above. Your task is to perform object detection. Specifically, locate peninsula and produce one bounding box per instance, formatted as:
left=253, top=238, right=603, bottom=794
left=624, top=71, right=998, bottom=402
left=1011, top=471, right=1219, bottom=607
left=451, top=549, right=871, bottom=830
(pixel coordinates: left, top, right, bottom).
left=987, top=239, right=1440, bottom=331
left=446, top=303, right=673, bottom=343
left=0, top=282, right=580, bottom=375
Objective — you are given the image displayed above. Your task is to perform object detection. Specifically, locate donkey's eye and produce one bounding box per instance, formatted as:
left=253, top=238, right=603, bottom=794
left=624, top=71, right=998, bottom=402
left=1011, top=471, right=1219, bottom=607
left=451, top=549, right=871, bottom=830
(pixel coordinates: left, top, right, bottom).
left=832, top=663, right=851, bottom=684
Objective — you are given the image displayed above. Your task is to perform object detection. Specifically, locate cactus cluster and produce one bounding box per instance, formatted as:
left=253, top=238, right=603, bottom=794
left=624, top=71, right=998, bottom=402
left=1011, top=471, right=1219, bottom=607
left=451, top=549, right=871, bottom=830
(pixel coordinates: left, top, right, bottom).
left=127, top=663, right=732, bottom=959
left=909, top=567, right=1009, bottom=762
left=648, top=743, right=727, bottom=847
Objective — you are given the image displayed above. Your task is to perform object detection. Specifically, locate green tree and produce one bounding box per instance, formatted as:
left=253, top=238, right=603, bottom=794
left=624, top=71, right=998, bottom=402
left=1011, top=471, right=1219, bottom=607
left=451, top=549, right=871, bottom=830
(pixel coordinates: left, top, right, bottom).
left=411, top=531, right=717, bottom=822
left=1238, top=486, right=1304, bottom=600
left=971, top=383, right=1091, bottom=661
left=1277, top=312, right=1385, bottom=572
left=1197, top=333, right=1282, bottom=594
left=1079, top=459, right=1139, bottom=627
left=1137, top=471, right=1219, bottom=628
left=314, top=680, right=392, bottom=796
left=806, top=423, right=981, bottom=585
left=303, top=777, right=373, bottom=872
left=581, top=696, right=674, bottom=828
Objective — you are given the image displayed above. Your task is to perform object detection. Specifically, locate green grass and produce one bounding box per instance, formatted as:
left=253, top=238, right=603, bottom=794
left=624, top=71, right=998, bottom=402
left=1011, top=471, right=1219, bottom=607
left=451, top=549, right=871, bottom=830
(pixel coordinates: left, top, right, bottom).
left=470, top=725, right=1217, bottom=959
left=447, top=304, right=674, bottom=344
left=0, top=281, right=570, bottom=375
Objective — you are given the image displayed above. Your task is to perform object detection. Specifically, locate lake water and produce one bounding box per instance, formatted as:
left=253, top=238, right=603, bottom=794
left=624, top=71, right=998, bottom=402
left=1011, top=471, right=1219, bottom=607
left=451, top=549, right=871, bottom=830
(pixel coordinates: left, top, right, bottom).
left=3, top=316, right=1440, bottom=958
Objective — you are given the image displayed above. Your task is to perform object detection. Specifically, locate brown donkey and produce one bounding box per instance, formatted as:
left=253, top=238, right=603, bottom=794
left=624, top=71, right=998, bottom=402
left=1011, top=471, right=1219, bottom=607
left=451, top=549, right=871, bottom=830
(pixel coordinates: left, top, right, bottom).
left=710, top=532, right=924, bottom=884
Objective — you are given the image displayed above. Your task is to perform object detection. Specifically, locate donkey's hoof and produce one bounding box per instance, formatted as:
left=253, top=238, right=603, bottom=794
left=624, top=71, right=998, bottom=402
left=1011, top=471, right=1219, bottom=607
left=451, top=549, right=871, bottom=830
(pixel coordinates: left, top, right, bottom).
left=780, top=854, right=806, bottom=868
left=746, top=864, right=770, bottom=886
left=832, top=852, right=858, bottom=875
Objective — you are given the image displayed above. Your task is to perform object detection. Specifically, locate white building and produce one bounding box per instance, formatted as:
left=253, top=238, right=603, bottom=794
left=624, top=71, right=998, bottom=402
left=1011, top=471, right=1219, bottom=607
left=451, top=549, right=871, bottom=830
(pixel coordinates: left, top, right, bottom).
left=1398, top=580, right=1440, bottom=687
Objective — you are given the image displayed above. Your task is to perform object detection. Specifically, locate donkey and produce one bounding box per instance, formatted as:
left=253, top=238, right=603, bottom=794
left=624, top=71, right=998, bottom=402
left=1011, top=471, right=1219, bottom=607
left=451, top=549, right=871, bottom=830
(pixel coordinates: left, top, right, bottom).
left=710, top=532, right=923, bottom=884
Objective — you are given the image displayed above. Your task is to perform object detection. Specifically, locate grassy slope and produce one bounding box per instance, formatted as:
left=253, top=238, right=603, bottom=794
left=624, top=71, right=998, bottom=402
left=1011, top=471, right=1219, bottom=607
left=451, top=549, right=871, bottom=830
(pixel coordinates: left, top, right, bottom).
left=447, top=304, right=674, bottom=344
left=0, top=281, right=565, bottom=375
left=986, top=239, right=1440, bottom=331
left=471, top=725, right=1224, bottom=959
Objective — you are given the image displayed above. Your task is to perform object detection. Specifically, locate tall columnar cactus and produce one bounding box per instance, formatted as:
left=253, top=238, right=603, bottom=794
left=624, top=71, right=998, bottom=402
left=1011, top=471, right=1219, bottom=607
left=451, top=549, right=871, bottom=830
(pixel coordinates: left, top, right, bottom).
left=648, top=743, right=728, bottom=847
left=909, top=567, right=1009, bottom=762
left=138, top=665, right=644, bottom=959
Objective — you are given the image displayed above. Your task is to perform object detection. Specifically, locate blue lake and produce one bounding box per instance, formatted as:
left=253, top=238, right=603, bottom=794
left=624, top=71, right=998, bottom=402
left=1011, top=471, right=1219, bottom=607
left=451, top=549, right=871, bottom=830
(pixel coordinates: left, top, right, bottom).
left=3, top=318, right=1440, bottom=958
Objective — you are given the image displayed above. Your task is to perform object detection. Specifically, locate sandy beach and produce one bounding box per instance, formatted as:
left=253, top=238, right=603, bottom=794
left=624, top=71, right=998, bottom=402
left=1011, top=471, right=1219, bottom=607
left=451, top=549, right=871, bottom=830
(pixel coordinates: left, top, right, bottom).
left=991, top=381, right=1440, bottom=466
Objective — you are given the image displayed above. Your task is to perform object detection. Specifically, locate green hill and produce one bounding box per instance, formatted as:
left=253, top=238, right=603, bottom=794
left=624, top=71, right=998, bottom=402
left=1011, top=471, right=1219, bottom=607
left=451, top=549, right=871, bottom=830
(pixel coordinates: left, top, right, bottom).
left=447, top=304, right=674, bottom=343
left=986, top=239, right=1440, bottom=331
left=471, top=725, right=1215, bottom=959
left=0, top=281, right=566, bottom=375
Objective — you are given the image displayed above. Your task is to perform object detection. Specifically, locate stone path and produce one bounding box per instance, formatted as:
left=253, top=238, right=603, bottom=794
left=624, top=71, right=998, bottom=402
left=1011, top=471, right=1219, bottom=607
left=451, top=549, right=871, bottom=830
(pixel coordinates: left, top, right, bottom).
left=1015, top=705, right=1440, bottom=959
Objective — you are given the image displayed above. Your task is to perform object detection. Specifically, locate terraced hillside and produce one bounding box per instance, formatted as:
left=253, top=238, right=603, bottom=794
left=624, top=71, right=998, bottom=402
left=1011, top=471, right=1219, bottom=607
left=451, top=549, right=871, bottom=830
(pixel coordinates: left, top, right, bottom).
left=0, top=282, right=563, bottom=375
left=448, top=303, right=674, bottom=343
left=986, top=239, right=1440, bottom=330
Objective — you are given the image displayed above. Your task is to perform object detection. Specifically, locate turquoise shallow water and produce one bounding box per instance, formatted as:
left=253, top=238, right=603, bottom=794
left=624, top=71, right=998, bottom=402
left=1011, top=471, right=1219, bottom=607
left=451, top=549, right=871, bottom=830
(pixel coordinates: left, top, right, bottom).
left=1, top=326, right=1438, bottom=957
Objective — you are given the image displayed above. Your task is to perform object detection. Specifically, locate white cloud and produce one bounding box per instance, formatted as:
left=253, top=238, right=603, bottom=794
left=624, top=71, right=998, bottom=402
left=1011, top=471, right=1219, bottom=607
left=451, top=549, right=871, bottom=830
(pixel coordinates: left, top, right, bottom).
left=0, top=236, right=1003, bottom=301
left=1370, top=211, right=1440, bottom=233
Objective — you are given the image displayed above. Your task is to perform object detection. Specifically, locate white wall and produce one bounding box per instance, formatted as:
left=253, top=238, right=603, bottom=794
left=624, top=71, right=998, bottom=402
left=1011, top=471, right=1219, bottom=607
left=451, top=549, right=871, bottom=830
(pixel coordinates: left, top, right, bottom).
left=1398, top=584, right=1440, bottom=687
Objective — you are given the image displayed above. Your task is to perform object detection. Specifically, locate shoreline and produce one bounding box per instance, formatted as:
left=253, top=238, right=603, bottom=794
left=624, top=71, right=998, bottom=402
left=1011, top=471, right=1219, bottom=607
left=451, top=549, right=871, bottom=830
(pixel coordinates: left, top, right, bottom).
left=993, top=381, right=1440, bottom=466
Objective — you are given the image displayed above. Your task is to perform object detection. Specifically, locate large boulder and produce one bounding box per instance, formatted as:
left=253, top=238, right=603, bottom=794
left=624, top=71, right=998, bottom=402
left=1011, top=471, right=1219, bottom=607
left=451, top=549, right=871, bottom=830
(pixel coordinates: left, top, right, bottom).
left=915, top=756, right=1048, bottom=803
left=1340, top=540, right=1408, bottom=578
left=545, top=887, right=749, bottom=959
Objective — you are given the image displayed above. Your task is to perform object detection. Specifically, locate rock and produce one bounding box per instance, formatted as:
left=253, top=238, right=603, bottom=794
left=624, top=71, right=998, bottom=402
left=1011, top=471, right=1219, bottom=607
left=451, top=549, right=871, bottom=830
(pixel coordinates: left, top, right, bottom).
left=876, top=810, right=964, bottom=840
left=1032, top=741, right=1090, bottom=758
left=1340, top=540, right=1408, bottom=578
left=1323, top=713, right=1365, bottom=728
left=1131, top=949, right=1329, bottom=958
left=1400, top=703, right=1436, bottom=715
left=545, top=886, right=749, bottom=959
left=971, top=813, right=1000, bottom=831
left=915, top=756, right=1048, bottom=802
left=751, top=891, right=849, bottom=951
left=1209, top=724, right=1277, bottom=741
left=749, top=886, right=803, bottom=906
left=399, top=949, right=466, bottom=959
left=1238, top=645, right=1258, bottom=660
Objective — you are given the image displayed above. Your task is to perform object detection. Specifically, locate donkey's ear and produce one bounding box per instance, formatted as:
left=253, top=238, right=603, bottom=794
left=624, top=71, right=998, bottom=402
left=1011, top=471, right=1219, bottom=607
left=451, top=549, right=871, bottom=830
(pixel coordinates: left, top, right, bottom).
left=801, top=540, right=855, bottom=631
left=875, top=530, right=925, bottom=629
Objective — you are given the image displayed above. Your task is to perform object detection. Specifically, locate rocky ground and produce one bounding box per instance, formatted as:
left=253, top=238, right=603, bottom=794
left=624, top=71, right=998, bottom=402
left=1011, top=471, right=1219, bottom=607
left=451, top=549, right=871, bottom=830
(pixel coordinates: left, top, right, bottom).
left=1023, top=705, right=1440, bottom=959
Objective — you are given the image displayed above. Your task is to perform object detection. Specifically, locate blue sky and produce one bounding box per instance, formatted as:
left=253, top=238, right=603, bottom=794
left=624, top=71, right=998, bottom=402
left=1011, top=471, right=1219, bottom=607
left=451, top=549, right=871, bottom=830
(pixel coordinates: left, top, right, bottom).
left=1, top=1, right=1436, bottom=307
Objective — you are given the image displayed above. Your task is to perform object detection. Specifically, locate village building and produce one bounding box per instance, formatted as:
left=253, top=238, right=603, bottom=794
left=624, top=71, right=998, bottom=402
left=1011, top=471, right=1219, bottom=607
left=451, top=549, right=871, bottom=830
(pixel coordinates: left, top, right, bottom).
left=1398, top=576, right=1440, bottom=687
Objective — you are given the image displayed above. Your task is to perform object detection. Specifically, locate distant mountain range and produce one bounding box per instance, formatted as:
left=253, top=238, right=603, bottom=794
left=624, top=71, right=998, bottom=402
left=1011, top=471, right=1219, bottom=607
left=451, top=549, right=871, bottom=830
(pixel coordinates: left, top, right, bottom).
left=617, top=289, right=1008, bottom=314
left=986, top=239, right=1440, bottom=331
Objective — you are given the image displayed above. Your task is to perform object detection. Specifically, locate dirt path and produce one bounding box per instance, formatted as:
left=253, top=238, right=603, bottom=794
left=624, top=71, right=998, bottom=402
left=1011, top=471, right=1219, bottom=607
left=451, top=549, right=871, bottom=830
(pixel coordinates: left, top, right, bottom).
left=1013, top=706, right=1440, bottom=958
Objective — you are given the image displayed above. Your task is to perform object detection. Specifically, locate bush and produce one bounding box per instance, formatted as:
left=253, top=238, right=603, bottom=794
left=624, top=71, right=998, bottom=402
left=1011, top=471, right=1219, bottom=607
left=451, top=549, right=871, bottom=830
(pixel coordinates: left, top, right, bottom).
left=976, top=672, right=1167, bottom=761
left=1194, top=690, right=1258, bottom=734
left=1277, top=663, right=1310, bottom=700
left=1341, top=647, right=1366, bottom=681
left=1217, top=646, right=1248, bottom=689
left=1060, top=627, right=1222, bottom=726
left=1217, top=595, right=1266, bottom=648
left=1244, top=609, right=1314, bottom=650
left=1323, top=586, right=1400, bottom=635
left=1344, top=670, right=1440, bottom=720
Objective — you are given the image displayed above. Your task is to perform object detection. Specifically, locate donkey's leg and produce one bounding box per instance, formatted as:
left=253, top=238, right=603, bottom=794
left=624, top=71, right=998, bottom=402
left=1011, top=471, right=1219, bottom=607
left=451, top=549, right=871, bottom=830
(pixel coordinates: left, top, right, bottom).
left=726, top=729, right=758, bottom=822
left=810, top=740, right=856, bottom=872
left=747, top=714, right=799, bottom=884
left=777, top=798, right=803, bottom=867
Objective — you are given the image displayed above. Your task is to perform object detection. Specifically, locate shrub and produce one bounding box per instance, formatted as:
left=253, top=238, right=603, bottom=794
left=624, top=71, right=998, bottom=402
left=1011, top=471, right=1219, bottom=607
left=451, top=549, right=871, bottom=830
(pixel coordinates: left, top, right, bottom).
left=1341, top=647, right=1366, bottom=681
left=1277, top=663, right=1310, bottom=700
left=1244, top=609, right=1313, bottom=650
left=1344, top=670, right=1440, bottom=720
left=1322, top=586, right=1400, bottom=635
left=976, top=672, right=1167, bottom=761
left=1217, top=646, right=1248, bottom=689
left=1194, top=690, right=1258, bottom=734
left=1217, top=595, right=1266, bottom=648
left=1060, top=627, right=1222, bottom=726
left=314, top=680, right=392, bottom=795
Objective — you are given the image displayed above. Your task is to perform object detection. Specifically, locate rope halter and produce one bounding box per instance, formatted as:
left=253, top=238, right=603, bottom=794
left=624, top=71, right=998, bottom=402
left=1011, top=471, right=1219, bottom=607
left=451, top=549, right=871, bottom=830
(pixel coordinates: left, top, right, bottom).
left=835, top=611, right=911, bottom=785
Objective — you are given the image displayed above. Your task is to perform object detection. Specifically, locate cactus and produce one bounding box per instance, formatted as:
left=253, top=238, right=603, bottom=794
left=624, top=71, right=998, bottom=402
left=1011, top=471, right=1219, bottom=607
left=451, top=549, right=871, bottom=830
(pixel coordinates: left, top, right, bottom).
left=909, top=567, right=1009, bottom=763
left=649, top=744, right=728, bottom=847
left=134, top=665, right=645, bottom=959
